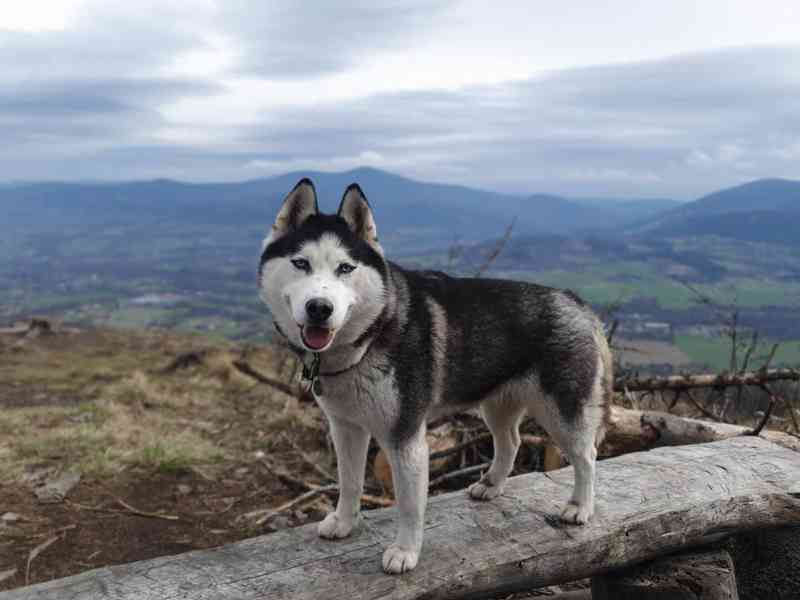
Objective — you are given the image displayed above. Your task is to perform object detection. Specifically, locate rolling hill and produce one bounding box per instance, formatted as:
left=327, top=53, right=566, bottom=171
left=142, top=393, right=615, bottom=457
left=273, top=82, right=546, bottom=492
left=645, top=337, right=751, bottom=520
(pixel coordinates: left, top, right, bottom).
left=1, top=167, right=675, bottom=249
left=631, top=178, right=800, bottom=245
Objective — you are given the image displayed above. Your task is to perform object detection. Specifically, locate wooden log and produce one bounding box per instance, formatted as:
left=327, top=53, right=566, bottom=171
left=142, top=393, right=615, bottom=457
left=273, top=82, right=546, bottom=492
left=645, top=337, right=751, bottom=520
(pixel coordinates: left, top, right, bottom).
left=603, top=406, right=800, bottom=456
left=591, top=549, right=739, bottom=599
left=3, top=437, right=799, bottom=600
left=543, top=444, right=564, bottom=472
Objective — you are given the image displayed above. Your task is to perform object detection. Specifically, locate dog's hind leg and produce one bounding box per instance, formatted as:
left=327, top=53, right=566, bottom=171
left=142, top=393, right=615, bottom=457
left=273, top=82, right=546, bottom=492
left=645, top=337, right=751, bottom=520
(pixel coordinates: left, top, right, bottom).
left=530, top=393, right=602, bottom=524
left=556, top=345, right=610, bottom=524
left=318, top=415, right=370, bottom=539
left=559, top=429, right=598, bottom=524
left=469, top=394, right=525, bottom=501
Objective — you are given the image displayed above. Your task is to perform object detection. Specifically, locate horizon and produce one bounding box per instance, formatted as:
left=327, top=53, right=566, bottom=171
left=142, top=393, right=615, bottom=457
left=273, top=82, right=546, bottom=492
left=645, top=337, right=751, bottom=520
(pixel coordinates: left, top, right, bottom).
left=4, top=166, right=800, bottom=204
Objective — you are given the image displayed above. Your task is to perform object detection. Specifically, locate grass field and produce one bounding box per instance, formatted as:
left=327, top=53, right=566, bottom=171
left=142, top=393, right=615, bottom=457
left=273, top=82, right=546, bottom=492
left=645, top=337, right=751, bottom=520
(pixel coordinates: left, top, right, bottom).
left=674, top=334, right=800, bottom=370
left=497, top=266, right=800, bottom=310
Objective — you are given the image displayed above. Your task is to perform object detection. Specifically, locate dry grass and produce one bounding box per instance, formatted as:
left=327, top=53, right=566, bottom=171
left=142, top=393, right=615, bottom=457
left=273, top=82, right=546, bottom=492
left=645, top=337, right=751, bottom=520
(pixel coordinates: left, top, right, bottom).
left=0, top=327, right=326, bottom=483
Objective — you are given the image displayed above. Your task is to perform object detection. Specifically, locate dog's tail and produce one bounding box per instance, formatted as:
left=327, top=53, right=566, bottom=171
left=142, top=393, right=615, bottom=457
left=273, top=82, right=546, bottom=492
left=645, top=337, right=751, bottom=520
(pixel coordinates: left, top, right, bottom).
left=592, top=324, right=614, bottom=448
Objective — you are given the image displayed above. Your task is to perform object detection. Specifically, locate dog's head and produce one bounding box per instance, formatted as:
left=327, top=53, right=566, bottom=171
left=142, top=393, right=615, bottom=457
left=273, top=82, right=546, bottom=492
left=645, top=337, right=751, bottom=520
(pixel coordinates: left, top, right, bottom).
left=259, top=179, right=387, bottom=353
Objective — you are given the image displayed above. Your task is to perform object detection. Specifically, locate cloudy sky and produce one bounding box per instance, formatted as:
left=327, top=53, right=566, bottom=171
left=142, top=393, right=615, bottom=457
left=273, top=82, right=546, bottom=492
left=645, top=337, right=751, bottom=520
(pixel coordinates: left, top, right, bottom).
left=2, top=1, right=799, bottom=198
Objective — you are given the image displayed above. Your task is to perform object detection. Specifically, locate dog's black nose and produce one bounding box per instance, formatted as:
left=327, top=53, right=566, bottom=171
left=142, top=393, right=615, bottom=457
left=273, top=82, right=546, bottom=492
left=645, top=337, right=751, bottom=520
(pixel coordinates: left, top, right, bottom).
left=306, top=298, right=333, bottom=323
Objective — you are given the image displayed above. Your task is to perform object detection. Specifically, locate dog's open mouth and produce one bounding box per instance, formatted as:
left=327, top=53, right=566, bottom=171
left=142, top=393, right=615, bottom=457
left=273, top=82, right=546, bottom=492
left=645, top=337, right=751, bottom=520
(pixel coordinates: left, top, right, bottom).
left=301, top=325, right=334, bottom=351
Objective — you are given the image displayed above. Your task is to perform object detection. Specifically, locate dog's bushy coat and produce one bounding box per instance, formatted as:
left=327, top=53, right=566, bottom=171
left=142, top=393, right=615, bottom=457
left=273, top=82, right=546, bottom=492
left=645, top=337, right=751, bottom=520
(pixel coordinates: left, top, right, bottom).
left=259, top=179, right=612, bottom=574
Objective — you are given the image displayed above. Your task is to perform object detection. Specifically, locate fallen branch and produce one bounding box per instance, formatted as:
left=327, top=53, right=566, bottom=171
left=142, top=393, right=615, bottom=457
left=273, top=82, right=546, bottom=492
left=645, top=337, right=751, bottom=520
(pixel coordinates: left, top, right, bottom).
left=280, top=432, right=336, bottom=483
left=0, top=567, right=17, bottom=585
left=683, top=389, right=721, bottom=422
left=243, top=460, right=392, bottom=523
left=90, top=486, right=180, bottom=521
left=789, top=384, right=800, bottom=433
left=749, top=383, right=778, bottom=436
left=428, top=432, right=548, bottom=462
left=26, top=535, right=60, bottom=585
left=231, top=359, right=302, bottom=398
left=245, top=485, right=338, bottom=525
left=616, top=368, right=800, bottom=393
left=259, top=459, right=318, bottom=491
left=429, top=463, right=489, bottom=488
left=113, top=496, right=179, bottom=521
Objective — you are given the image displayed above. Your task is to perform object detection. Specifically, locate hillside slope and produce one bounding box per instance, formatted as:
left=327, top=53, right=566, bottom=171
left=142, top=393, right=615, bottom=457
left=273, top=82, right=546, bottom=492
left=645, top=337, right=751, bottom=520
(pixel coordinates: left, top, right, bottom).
left=1, top=167, right=675, bottom=246
left=631, top=178, right=800, bottom=245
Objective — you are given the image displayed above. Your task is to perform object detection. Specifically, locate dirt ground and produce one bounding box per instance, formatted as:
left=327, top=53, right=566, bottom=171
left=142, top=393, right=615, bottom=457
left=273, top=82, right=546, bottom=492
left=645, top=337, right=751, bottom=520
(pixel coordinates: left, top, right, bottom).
left=0, top=324, right=339, bottom=591
left=0, top=468, right=308, bottom=589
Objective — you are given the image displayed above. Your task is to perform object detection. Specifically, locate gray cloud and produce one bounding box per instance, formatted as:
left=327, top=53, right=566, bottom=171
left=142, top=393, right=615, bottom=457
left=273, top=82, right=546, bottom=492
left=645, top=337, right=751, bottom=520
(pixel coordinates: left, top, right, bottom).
left=224, top=46, right=798, bottom=197
left=215, top=1, right=456, bottom=78
left=0, top=0, right=798, bottom=200
left=0, top=78, right=218, bottom=116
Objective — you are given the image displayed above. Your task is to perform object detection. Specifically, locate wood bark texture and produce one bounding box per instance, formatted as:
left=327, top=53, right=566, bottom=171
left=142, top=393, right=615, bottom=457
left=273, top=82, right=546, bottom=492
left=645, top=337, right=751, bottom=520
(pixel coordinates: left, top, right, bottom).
left=4, top=437, right=799, bottom=600
left=603, top=406, right=800, bottom=455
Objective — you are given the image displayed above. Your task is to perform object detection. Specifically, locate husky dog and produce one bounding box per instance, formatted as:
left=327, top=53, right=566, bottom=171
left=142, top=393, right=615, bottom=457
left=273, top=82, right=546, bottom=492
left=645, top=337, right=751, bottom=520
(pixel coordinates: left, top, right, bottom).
left=258, top=179, right=612, bottom=574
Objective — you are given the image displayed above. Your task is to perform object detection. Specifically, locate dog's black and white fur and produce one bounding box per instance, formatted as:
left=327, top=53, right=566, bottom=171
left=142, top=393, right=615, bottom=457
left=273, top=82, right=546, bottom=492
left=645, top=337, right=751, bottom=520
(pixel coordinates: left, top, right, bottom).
left=258, top=179, right=613, bottom=574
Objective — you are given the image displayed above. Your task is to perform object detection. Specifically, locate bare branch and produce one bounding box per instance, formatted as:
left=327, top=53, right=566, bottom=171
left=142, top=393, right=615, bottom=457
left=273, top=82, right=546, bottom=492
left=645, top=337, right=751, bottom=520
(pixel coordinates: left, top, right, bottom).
left=232, top=359, right=303, bottom=398
left=280, top=432, right=336, bottom=483
left=728, top=309, right=739, bottom=373
left=246, top=485, right=338, bottom=525
left=428, top=432, right=548, bottom=462
left=446, top=234, right=465, bottom=271
left=616, top=368, right=800, bottom=393
left=748, top=384, right=778, bottom=436
left=684, top=389, right=722, bottom=422
left=26, top=535, right=61, bottom=585
left=472, top=218, right=516, bottom=277
left=429, top=463, right=489, bottom=488
left=740, top=330, right=759, bottom=373
left=606, top=319, right=620, bottom=345
left=761, top=343, right=780, bottom=373
left=790, top=383, right=800, bottom=434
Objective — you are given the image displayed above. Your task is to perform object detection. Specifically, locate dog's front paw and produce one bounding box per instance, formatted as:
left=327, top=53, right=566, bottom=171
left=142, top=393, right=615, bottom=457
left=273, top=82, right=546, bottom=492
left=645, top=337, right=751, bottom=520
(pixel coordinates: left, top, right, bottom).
left=317, top=512, right=355, bottom=539
left=382, top=544, right=419, bottom=574
left=559, top=501, right=593, bottom=525
left=468, top=477, right=504, bottom=501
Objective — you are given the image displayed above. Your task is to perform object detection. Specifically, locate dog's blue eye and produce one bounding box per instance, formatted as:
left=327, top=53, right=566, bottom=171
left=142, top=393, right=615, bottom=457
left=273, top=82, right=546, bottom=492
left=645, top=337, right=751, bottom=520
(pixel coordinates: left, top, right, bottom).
left=336, top=262, right=356, bottom=275
left=291, top=258, right=311, bottom=272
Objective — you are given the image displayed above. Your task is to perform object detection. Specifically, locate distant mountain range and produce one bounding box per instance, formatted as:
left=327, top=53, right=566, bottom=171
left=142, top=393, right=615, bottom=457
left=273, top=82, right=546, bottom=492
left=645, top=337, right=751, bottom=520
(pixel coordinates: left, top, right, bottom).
left=1, top=168, right=677, bottom=250
left=3, top=168, right=800, bottom=249
left=629, top=177, right=800, bottom=246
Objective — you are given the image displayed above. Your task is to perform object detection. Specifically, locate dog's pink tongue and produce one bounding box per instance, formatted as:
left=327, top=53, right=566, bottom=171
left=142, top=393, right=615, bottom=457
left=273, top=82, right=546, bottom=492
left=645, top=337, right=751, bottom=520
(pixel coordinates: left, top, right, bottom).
left=303, top=326, right=332, bottom=350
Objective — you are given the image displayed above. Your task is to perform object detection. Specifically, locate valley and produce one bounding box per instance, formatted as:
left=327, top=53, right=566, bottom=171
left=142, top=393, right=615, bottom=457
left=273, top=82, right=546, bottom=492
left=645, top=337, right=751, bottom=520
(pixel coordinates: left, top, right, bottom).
left=3, top=169, right=800, bottom=372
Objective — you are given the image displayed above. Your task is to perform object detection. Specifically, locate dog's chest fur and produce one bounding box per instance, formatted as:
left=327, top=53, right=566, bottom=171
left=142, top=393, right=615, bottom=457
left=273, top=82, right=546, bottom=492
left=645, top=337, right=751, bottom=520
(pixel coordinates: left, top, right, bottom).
left=314, top=356, right=403, bottom=445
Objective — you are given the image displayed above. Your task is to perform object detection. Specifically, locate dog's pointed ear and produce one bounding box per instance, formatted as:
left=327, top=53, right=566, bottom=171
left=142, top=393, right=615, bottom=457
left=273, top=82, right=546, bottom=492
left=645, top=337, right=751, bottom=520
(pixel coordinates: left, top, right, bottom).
left=338, top=183, right=382, bottom=254
left=268, top=178, right=318, bottom=243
